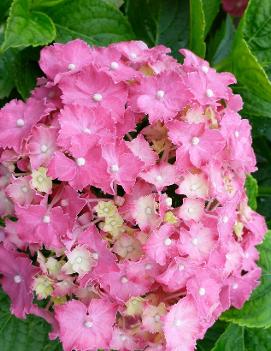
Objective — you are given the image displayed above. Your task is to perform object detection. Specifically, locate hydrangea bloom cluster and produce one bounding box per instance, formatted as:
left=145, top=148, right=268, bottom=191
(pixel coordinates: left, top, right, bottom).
left=0, top=39, right=267, bottom=351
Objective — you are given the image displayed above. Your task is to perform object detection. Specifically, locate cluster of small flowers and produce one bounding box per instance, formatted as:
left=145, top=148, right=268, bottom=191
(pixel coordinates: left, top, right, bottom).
left=0, top=39, right=267, bottom=351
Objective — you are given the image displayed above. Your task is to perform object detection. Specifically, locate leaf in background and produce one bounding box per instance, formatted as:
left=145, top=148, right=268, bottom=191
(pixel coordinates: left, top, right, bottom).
left=13, top=48, right=43, bottom=99
left=245, top=327, right=271, bottom=351
left=245, top=175, right=258, bottom=210
left=243, top=0, right=271, bottom=80
left=126, top=0, right=189, bottom=57
left=197, top=320, right=228, bottom=350
left=46, top=0, right=134, bottom=46
left=0, top=32, right=16, bottom=98
left=208, top=14, right=235, bottom=65
left=0, top=289, right=62, bottom=351
left=210, top=324, right=244, bottom=351
left=31, top=0, right=66, bottom=8
left=103, top=0, right=124, bottom=7
left=0, top=0, right=12, bottom=22
left=1, top=0, right=56, bottom=51
left=202, top=0, right=221, bottom=37
left=189, top=0, right=206, bottom=57
left=221, top=231, right=271, bottom=328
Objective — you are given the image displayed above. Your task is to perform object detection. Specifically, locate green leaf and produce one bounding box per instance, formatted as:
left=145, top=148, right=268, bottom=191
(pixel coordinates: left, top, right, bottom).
left=31, top=0, right=66, bottom=9
left=221, top=231, right=271, bottom=328
left=0, top=32, right=16, bottom=98
left=0, top=0, right=12, bottom=22
left=13, top=48, right=42, bottom=99
left=243, top=0, right=271, bottom=81
left=103, top=0, right=124, bottom=7
left=202, top=0, right=220, bottom=37
left=0, top=289, right=62, bottom=351
left=46, top=0, right=134, bottom=46
left=189, top=0, right=206, bottom=57
left=211, top=324, right=245, bottom=351
left=2, top=0, right=56, bottom=51
left=245, top=327, right=271, bottom=351
left=245, top=175, right=258, bottom=210
left=197, top=320, right=228, bottom=350
left=126, top=0, right=189, bottom=57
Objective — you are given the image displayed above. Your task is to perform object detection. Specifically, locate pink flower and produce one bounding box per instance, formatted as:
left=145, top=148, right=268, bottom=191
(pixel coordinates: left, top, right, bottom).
left=55, top=298, right=116, bottom=351
left=0, top=246, right=39, bottom=318
left=27, top=125, right=58, bottom=169
left=126, top=134, right=158, bottom=168
left=59, top=65, right=127, bottom=122
left=129, top=71, right=190, bottom=123
left=140, top=163, right=178, bottom=191
left=164, top=297, right=200, bottom=351
left=0, top=98, right=46, bottom=152
left=39, top=39, right=94, bottom=82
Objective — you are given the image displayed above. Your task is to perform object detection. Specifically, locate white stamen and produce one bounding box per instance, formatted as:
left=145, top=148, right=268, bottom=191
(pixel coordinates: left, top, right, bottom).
left=166, top=197, right=172, bottom=207
left=154, top=314, right=161, bottom=322
left=110, top=61, right=119, bottom=70
left=191, top=137, right=200, bottom=145
left=40, top=144, right=48, bottom=153
left=199, top=287, right=206, bottom=296
left=76, top=256, right=82, bottom=264
left=232, top=283, right=238, bottom=290
left=83, top=127, right=91, bottom=134
left=145, top=263, right=152, bottom=270
left=92, top=252, right=99, bottom=260
left=121, top=276, right=128, bottom=284
left=84, top=321, right=93, bottom=328
left=206, top=88, right=214, bottom=98
left=120, top=334, right=127, bottom=341
left=14, top=275, right=22, bottom=283
left=191, top=184, right=199, bottom=191
left=155, top=175, right=163, bottom=182
left=234, top=131, right=239, bottom=138
left=145, top=207, right=152, bottom=215
left=16, top=119, right=25, bottom=127
left=92, top=93, right=103, bottom=102
left=175, top=319, right=182, bottom=327
left=222, top=216, right=229, bottom=223
left=130, top=52, right=137, bottom=60
left=201, top=65, right=209, bottom=73
left=110, top=164, right=119, bottom=173
left=156, top=90, right=165, bottom=99
left=37, top=175, right=44, bottom=183
left=43, top=215, right=51, bottom=224
left=192, top=238, right=198, bottom=246
left=178, top=264, right=185, bottom=271
left=164, top=238, right=172, bottom=246
left=21, top=186, right=28, bottom=193
left=76, top=157, right=86, bottom=167
left=68, top=63, right=76, bottom=71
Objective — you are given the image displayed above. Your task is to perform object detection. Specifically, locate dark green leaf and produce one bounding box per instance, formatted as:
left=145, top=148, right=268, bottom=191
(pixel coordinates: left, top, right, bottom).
left=2, top=0, right=56, bottom=51
left=0, top=32, right=16, bottom=98
left=245, top=175, right=258, bottom=210
left=126, top=0, right=189, bottom=57
left=0, top=289, right=62, bottom=351
left=202, top=0, right=220, bottom=37
left=211, top=324, right=244, bottom=351
left=46, top=0, right=134, bottom=46
left=189, top=0, right=206, bottom=57
left=13, top=48, right=42, bottom=99
left=197, top=320, right=228, bottom=351
left=31, top=0, right=65, bottom=9
left=221, top=231, right=271, bottom=328
left=245, top=327, right=271, bottom=351
left=0, top=0, right=12, bottom=22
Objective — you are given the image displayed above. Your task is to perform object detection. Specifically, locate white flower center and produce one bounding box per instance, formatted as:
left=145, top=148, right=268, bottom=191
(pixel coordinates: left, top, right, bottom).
left=76, top=157, right=86, bottom=167
left=199, top=287, right=206, bottom=296
left=206, top=88, right=214, bottom=98
left=164, top=238, right=172, bottom=246
left=120, top=334, right=127, bottom=341
left=21, top=186, right=28, bottom=193
left=110, top=164, right=119, bottom=173
left=84, top=321, right=93, bottom=328
left=234, top=130, right=239, bottom=138
left=68, top=63, right=76, bottom=71
left=166, top=197, right=172, bottom=207
left=43, top=215, right=51, bottom=224
left=178, top=264, right=185, bottom=271
left=110, top=61, right=119, bottom=70
left=61, top=199, right=69, bottom=207
left=92, top=93, right=103, bottom=102
left=130, top=52, right=137, bottom=60
left=83, top=127, right=91, bottom=134
left=16, top=118, right=25, bottom=127
left=201, top=65, right=209, bottom=73
left=155, top=175, right=163, bottom=182
left=92, top=252, right=99, bottom=260
left=76, top=256, right=83, bottom=264
left=222, top=216, right=229, bottom=223
left=192, top=237, right=198, bottom=246
left=232, top=283, right=238, bottom=290
left=14, top=275, right=22, bottom=283
left=145, top=263, right=152, bottom=270
left=191, top=137, right=200, bottom=145
left=156, top=90, right=165, bottom=99
left=40, top=144, right=48, bottom=153
left=145, top=207, right=152, bottom=215
left=175, top=319, right=182, bottom=327
left=154, top=314, right=161, bottom=322
left=121, top=276, right=129, bottom=284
